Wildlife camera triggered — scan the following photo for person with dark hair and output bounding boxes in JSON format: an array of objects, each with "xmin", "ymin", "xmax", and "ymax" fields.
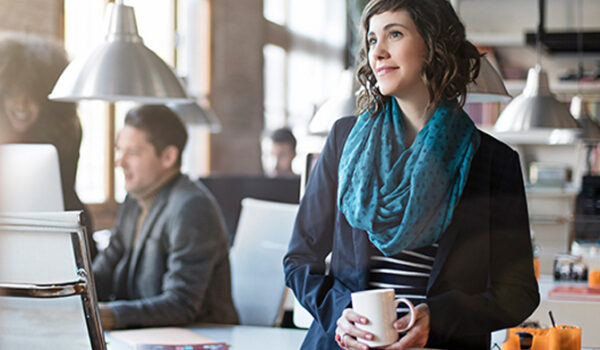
[
  {"xmin": 0, "ymin": 32, "xmax": 96, "ymax": 258},
  {"xmin": 284, "ymin": 1, "xmax": 539, "ymax": 349},
  {"xmin": 267, "ymin": 127, "xmax": 298, "ymax": 177},
  {"xmin": 93, "ymin": 105, "xmax": 238, "ymax": 329}
]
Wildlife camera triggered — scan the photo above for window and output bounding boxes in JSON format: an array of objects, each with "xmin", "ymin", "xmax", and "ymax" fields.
[
  {"xmin": 65, "ymin": 0, "xmax": 208, "ymax": 208},
  {"xmin": 263, "ymin": 0, "xmax": 348, "ymax": 174}
]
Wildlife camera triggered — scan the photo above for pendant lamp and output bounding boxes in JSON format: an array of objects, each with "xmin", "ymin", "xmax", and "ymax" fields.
[
  {"xmin": 308, "ymin": 69, "xmax": 356, "ymax": 136},
  {"xmin": 465, "ymin": 56, "xmax": 511, "ymax": 104},
  {"xmin": 494, "ymin": 0, "xmax": 578, "ymax": 132},
  {"xmin": 49, "ymin": 1, "xmax": 190, "ymax": 103},
  {"xmin": 168, "ymin": 99, "xmax": 222, "ymax": 133}
]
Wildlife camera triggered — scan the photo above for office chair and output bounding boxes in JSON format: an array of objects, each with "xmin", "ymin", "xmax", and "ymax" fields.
[
  {"xmin": 229, "ymin": 198, "xmax": 299, "ymax": 327},
  {"xmin": 0, "ymin": 211, "xmax": 106, "ymax": 350}
]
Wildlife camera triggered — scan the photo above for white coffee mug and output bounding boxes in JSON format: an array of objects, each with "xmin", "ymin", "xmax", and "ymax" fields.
[{"xmin": 351, "ymin": 288, "xmax": 416, "ymax": 348}]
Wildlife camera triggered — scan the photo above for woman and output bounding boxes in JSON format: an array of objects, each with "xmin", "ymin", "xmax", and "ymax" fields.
[
  {"xmin": 0, "ymin": 33, "xmax": 96, "ymax": 258},
  {"xmin": 283, "ymin": 1, "xmax": 539, "ymax": 349}
]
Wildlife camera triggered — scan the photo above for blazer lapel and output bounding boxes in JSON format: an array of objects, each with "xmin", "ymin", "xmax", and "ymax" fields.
[
  {"xmin": 427, "ymin": 142, "xmax": 490, "ymax": 292},
  {"xmin": 127, "ymin": 190, "xmax": 170, "ymax": 291}
]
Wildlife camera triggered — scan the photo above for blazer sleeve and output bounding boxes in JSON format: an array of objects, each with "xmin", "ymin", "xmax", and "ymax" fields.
[
  {"xmin": 426, "ymin": 149, "xmax": 540, "ymax": 344},
  {"xmin": 283, "ymin": 118, "xmax": 354, "ymax": 336},
  {"xmin": 108, "ymin": 194, "xmax": 228, "ymax": 328},
  {"xmin": 92, "ymin": 230, "xmax": 124, "ymax": 301}
]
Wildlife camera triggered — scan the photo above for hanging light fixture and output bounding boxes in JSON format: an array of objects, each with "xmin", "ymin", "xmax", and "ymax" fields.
[
  {"xmin": 308, "ymin": 69, "xmax": 356, "ymax": 136},
  {"xmin": 465, "ymin": 56, "xmax": 511, "ymax": 103},
  {"xmin": 494, "ymin": 0, "xmax": 578, "ymax": 132},
  {"xmin": 168, "ymin": 98, "xmax": 222, "ymax": 133},
  {"xmin": 49, "ymin": 0, "xmax": 190, "ymax": 103}
]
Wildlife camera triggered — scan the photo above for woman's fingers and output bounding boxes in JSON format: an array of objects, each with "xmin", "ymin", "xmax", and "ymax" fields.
[
  {"xmin": 335, "ymin": 308, "xmax": 374, "ymax": 350},
  {"xmin": 384, "ymin": 304, "xmax": 430, "ymax": 350}
]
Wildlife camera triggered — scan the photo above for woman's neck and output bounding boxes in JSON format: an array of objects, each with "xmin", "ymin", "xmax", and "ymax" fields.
[{"xmin": 394, "ymin": 93, "xmax": 435, "ymax": 147}]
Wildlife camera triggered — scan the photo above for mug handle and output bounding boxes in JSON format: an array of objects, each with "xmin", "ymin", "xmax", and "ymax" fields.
[{"xmin": 393, "ymin": 297, "xmax": 416, "ymax": 332}]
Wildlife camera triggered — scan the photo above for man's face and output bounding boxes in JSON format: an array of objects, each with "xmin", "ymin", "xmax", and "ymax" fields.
[
  {"xmin": 115, "ymin": 126, "xmax": 173, "ymax": 197},
  {"xmin": 271, "ymin": 141, "xmax": 296, "ymax": 176}
]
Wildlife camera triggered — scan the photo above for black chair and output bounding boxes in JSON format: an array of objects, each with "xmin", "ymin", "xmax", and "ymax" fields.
[{"xmin": 198, "ymin": 175, "xmax": 301, "ymax": 246}]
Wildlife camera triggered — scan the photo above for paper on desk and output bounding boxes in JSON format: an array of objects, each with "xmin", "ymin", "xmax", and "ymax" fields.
[{"xmin": 109, "ymin": 327, "xmax": 216, "ymax": 345}]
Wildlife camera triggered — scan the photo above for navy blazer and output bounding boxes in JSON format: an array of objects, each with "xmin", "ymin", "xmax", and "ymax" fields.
[{"xmin": 283, "ymin": 117, "xmax": 539, "ymax": 350}]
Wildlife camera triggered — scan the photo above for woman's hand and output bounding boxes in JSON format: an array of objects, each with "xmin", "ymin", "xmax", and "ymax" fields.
[
  {"xmin": 335, "ymin": 308, "xmax": 374, "ymax": 350},
  {"xmin": 383, "ymin": 303, "xmax": 430, "ymax": 350}
]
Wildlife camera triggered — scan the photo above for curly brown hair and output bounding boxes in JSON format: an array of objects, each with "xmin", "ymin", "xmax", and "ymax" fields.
[{"xmin": 356, "ymin": 0, "xmax": 482, "ymax": 116}]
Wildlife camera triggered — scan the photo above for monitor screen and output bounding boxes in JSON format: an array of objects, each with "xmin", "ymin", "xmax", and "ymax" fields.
[{"xmin": 0, "ymin": 144, "xmax": 64, "ymax": 212}]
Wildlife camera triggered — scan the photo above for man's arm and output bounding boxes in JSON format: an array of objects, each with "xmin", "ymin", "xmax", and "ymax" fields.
[{"xmin": 92, "ymin": 229, "xmax": 125, "ymax": 301}]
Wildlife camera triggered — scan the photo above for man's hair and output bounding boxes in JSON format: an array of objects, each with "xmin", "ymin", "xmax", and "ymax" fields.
[
  {"xmin": 356, "ymin": 0, "xmax": 482, "ymax": 115},
  {"xmin": 271, "ymin": 127, "xmax": 297, "ymax": 151},
  {"xmin": 124, "ymin": 105, "xmax": 188, "ymax": 167}
]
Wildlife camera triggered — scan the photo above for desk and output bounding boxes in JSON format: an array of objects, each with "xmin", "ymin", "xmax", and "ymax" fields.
[{"xmin": 106, "ymin": 325, "xmax": 307, "ymax": 350}]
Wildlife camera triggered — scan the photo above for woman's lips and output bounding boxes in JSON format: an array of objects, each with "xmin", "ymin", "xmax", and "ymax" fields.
[{"xmin": 376, "ymin": 66, "xmax": 398, "ymax": 76}]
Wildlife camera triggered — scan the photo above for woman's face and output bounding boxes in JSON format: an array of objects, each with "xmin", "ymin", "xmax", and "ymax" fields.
[
  {"xmin": 2, "ymin": 92, "xmax": 40, "ymax": 133},
  {"xmin": 367, "ymin": 9, "xmax": 428, "ymax": 100}
]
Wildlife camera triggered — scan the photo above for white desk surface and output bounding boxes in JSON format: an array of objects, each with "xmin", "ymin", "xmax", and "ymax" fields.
[{"xmin": 106, "ymin": 324, "xmax": 307, "ymax": 350}]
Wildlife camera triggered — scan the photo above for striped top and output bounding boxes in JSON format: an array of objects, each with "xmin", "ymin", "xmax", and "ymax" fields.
[{"xmin": 368, "ymin": 242, "xmax": 438, "ymax": 316}]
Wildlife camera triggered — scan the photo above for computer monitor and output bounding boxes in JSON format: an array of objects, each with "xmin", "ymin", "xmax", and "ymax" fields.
[{"xmin": 0, "ymin": 144, "xmax": 64, "ymax": 212}]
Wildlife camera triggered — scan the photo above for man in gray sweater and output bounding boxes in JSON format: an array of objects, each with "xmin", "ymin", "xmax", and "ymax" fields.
[{"xmin": 93, "ymin": 105, "xmax": 238, "ymax": 329}]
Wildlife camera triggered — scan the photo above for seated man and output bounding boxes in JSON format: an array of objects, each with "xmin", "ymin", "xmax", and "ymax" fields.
[{"xmin": 93, "ymin": 105, "xmax": 238, "ymax": 329}]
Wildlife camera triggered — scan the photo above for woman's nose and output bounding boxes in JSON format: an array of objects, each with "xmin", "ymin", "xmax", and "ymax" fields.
[{"xmin": 371, "ymin": 42, "xmax": 389, "ymax": 60}]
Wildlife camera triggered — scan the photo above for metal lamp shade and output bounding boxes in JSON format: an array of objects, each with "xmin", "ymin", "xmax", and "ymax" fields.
[
  {"xmin": 168, "ymin": 101, "xmax": 222, "ymax": 133},
  {"xmin": 308, "ymin": 70, "xmax": 356, "ymax": 135},
  {"xmin": 49, "ymin": 2, "xmax": 189, "ymax": 103},
  {"xmin": 494, "ymin": 65, "xmax": 578, "ymax": 131},
  {"xmin": 465, "ymin": 56, "xmax": 511, "ymax": 103},
  {"xmin": 570, "ymin": 95, "xmax": 600, "ymax": 142}
]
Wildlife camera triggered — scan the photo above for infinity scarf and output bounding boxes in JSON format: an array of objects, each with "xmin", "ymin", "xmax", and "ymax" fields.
[{"xmin": 338, "ymin": 99, "xmax": 480, "ymax": 256}]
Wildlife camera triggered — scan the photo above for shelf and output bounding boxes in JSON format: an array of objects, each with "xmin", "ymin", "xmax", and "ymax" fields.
[
  {"xmin": 484, "ymin": 128, "xmax": 582, "ymax": 145},
  {"xmin": 467, "ymin": 33, "xmax": 524, "ymax": 47},
  {"xmin": 504, "ymin": 79, "xmax": 600, "ymax": 99}
]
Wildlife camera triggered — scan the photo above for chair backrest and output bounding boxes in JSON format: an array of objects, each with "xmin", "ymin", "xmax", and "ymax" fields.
[
  {"xmin": 229, "ymin": 198, "xmax": 299, "ymax": 326},
  {"xmin": 0, "ymin": 211, "xmax": 105, "ymax": 350}
]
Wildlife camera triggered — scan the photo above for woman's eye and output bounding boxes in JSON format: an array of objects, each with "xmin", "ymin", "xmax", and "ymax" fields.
[
  {"xmin": 390, "ymin": 31, "xmax": 403, "ymax": 38},
  {"xmin": 367, "ymin": 37, "xmax": 377, "ymax": 46}
]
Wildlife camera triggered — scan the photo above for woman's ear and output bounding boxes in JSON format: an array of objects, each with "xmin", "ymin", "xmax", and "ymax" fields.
[{"xmin": 160, "ymin": 145, "xmax": 179, "ymax": 169}]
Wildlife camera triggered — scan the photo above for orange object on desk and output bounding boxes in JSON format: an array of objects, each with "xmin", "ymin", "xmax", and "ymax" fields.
[
  {"xmin": 589, "ymin": 270, "xmax": 600, "ymax": 287},
  {"xmin": 533, "ymin": 257, "xmax": 540, "ymax": 280},
  {"xmin": 502, "ymin": 325, "xmax": 581, "ymax": 350}
]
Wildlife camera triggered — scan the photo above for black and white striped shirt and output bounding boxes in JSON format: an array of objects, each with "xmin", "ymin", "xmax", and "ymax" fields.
[{"xmin": 368, "ymin": 242, "xmax": 438, "ymax": 316}]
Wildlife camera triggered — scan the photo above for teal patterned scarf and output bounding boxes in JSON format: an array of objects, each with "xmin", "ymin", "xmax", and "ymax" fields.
[{"xmin": 338, "ymin": 99, "xmax": 480, "ymax": 256}]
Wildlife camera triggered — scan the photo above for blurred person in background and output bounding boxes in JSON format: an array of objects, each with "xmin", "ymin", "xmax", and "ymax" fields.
[
  {"xmin": 263, "ymin": 127, "xmax": 298, "ymax": 177},
  {"xmin": 93, "ymin": 105, "xmax": 238, "ymax": 330},
  {"xmin": 0, "ymin": 32, "xmax": 96, "ymax": 258}
]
